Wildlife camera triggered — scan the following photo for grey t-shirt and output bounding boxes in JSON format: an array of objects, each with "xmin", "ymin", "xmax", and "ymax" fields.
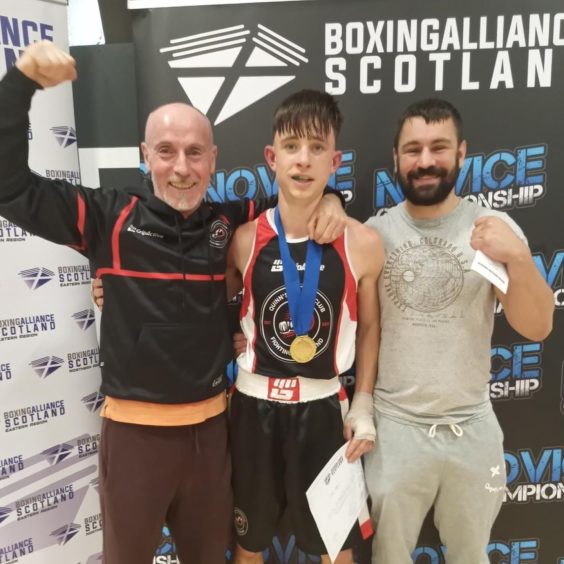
[{"xmin": 365, "ymin": 198, "xmax": 526, "ymax": 424}]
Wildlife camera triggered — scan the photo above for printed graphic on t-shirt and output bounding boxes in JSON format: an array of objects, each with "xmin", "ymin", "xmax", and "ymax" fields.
[
  {"xmin": 259, "ymin": 285, "xmax": 334, "ymax": 362},
  {"xmin": 383, "ymin": 237, "xmax": 470, "ymax": 322}
]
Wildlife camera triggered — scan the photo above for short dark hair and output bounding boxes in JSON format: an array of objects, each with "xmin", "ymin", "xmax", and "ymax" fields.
[
  {"xmin": 394, "ymin": 98, "xmax": 463, "ymax": 149},
  {"xmin": 272, "ymin": 89, "xmax": 343, "ymax": 140}
]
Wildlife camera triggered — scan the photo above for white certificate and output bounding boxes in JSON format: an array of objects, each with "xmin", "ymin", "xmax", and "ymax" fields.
[
  {"xmin": 306, "ymin": 442, "xmax": 368, "ymax": 562},
  {"xmin": 471, "ymin": 249, "xmax": 509, "ymax": 294}
]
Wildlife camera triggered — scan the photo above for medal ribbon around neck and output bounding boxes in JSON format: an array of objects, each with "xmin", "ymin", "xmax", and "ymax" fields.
[{"xmin": 274, "ymin": 207, "xmax": 323, "ymax": 362}]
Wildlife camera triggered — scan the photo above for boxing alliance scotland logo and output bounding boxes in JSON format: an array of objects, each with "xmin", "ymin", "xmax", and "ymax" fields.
[
  {"xmin": 72, "ymin": 309, "xmax": 96, "ymax": 331},
  {"xmin": 81, "ymin": 391, "xmax": 105, "ymax": 413},
  {"xmin": 18, "ymin": 267, "xmax": 55, "ymax": 290},
  {"xmin": 0, "ymin": 507, "xmax": 12, "ymax": 524},
  {"xmin": 51, "ymin": 523, "xmax": 81, "ymax": 545},
  {"xmin": 29, "ymin": 356, "xmax": 64, "ymax": 379},
  {"xmin": 160, "ymin": 24, "xmax": 308, "ymax": 125},
  {"xmin": 41, "ymin": 443, "xmax": 74, "ymax": 466},
  {"xmin": 50, "ymin": 126, "xmax": 77, "ymax": 148}
]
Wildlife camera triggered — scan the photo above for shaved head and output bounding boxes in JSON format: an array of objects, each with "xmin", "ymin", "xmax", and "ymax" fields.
[
  {"xmin": 144, "ymin": 103, "xmax": 214, "ymax": 147},
  {"xmin": 141, "ymin": 102, "xmax": 217, "ymax": 217}
]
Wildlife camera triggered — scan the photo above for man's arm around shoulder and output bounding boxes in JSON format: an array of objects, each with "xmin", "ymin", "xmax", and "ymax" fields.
[{"xmin": 222, "ymin": 190, "xmax": 347, "ymax": 244}]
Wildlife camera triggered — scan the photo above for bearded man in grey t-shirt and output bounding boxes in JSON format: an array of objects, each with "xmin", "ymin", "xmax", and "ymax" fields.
[{"xmin": 364, "ymin": 99, "xmax": 554, "ymax": 564}]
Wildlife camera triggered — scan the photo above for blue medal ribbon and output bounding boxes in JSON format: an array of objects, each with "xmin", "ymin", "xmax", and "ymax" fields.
[{"xmin": 274, "ymin": 207, "xmax": 323, "ymax": 337}]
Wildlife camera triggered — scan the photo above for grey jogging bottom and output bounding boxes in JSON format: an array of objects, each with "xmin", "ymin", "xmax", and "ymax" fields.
[{"xmin": 364, "ymin": 409, "xmax": 506, "ymax": 564}]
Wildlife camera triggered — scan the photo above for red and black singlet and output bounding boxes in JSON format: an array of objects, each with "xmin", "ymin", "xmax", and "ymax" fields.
[{"xmin": 239, "ymin": 210, "xmax": 358, "ymax": 379}]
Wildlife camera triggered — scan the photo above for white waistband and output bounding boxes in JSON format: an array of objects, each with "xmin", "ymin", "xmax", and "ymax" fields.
[{"xmin": 235, "ymin": 367, "xmax": 341, "ymax": 403}]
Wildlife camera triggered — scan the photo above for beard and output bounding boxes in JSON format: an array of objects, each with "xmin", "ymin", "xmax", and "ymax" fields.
[{"xmin": 398, "ymin": 162, "xmax": 459, "ymax": 206}]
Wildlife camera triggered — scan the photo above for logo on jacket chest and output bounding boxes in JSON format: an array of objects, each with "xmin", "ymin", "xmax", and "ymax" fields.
[
  {"xmin": 127, "ymin": 224, "xmax": 164, "ymax": 239},
  {"xmin": 209, "ymin": 217, "xmax": 231, "ymax": 248}
]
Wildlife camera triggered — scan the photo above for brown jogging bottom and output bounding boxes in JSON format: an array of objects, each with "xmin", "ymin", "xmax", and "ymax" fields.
[{"xmin": 99, "ymin": 412, "xmax": 232, "ymax": 564}]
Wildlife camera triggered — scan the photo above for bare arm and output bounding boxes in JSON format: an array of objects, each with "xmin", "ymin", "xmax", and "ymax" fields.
[
  {"xmin": 226, "ymin": 221, "xmax": 256, "ymax": 300},
  {"xmin": 471, "ymin": 216, "xmax": 553, "ymax": 340},
  {"xmin": 343, "ymin": 221, "xmax": 384, "ymax": 462}
]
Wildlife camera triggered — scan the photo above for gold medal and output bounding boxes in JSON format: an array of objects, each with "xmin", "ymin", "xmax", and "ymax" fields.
[{"xmin": 290, "ymin": 335, "xmax": 316, "ymax": 363}]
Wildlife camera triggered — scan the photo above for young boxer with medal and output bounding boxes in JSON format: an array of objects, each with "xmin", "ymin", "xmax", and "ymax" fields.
[{"xmin": 226, "ymin": 90, "xmax": 384, "ymax": 564}]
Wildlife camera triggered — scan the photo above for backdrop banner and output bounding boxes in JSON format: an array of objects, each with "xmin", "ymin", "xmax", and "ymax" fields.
[
  {"xmin": 131, "ymin": 1, "xmax": 563, "ymax": 562},
  {"xmin": 0, "ymin": 2, "xmax": 103, "ymax": 563}
]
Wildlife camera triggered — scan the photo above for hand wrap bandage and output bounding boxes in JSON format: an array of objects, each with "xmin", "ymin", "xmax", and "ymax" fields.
[{"xmin": 345, "ymin": 391, "xmax": 376, "ymax": 442}]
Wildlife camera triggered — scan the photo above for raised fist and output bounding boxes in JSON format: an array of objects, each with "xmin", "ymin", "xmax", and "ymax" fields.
[{"xmin": 16, "ymin": 40, "xmax": 77, "ymax": 88}]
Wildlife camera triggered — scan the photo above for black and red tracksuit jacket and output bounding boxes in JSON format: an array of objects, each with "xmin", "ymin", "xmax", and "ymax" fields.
[{"xmin": 0, "ymin": 65, "xmax": 272, "ymax": 404}]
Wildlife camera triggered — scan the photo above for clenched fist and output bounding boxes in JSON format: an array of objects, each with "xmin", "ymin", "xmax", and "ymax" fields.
[
  {"xmin": 470, "ymin": 215, "xmax": 529, "ymax": 265},
  {"xmin": 16, "ymin": 40, "xmax": 77, "ymax": 88}
]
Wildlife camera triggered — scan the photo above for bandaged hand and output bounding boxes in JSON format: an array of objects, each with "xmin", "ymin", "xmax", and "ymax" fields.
[
  {"xmin": 343, "ymin": 391, "xmax": 376, "ymax": 462},
  {"xmin": 344, "ymin": 391, "xmax": 376, "ymax": 442}
]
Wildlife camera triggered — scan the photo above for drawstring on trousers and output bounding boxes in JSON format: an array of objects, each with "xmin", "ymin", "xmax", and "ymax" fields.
[{"xmin": 428, "ymin": 423, "xmax": 464, "ymax": 438}]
